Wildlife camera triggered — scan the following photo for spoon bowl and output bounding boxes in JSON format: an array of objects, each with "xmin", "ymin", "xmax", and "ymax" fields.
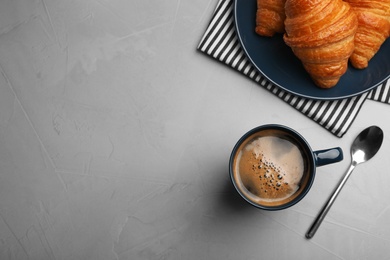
[{"xmin": 351, "ymin": 126, "xmax": 384, "ymax": 165}]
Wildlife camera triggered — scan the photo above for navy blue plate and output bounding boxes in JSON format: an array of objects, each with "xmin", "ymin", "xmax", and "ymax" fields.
[{"xmin": 234, "ymin": 0, "xmax": 390, "ymax": 100}]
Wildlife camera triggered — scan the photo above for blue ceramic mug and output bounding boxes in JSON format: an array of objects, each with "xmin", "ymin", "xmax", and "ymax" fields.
[{"xmin": 229, "ymin": 124, "xmax": 343, "ymax": 210}]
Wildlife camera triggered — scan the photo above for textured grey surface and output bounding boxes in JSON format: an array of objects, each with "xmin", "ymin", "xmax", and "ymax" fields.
[{"xmin": 0, "ymin": 0, "xmax": 390, "ymax": 259}]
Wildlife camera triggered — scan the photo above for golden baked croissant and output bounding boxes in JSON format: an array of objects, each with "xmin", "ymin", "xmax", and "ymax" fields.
[
  {"xmin": 344, "ymin": 0, "xmax": 390, "ymax": 69},
  {"xmin": 283, "ymin": 0, "xmax": 358, "ymax": 88},
  {"xmin": 255, "ymin": 0, "xmax": 286, "ymax": 37}
]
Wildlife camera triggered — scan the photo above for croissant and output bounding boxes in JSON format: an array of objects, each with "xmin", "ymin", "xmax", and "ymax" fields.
[
  {"xmin": 344, "ymin": 0, "xmax": 390, "ymax": 69},
  {"xmin": 255, "ymin": 0, "xmax": 286, "ymax": 37},
  {"xmin": 283, "ymin": 0, "xmax": 358, "ymax": 88}
]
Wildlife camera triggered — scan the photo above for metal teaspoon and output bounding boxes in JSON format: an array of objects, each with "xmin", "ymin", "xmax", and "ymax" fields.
[{"xmin": 306, "ymin": 125, "xmax": 384, "ymax": 239}]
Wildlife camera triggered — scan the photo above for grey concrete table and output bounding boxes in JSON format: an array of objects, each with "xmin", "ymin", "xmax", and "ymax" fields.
[{"xmin": 0, "ymin": 0, "xmax": 389, "ymax": 259}]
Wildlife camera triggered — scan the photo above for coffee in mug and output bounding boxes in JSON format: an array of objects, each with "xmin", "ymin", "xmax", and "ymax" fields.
[{"xmin": 230, "ymin": 125, "xmax": 343, "ymax": 210}]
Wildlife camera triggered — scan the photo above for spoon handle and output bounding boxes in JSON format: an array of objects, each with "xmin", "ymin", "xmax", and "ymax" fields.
[{"xmin": 306, "ymin": 163, "xmax": 356, "ymax": 239}]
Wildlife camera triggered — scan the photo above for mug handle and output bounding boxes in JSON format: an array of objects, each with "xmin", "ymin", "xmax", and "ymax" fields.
[{"xmin": 313, "ymin": 147, "xmax": 343, "ymax": 167}]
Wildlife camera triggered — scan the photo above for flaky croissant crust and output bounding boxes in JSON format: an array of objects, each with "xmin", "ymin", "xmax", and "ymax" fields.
[
  {"xmin": 255, "ymin": 0, "xmax": 286, "ymax": 37},
  {"xmin": 344, "ymin": 0, "xmax": 390, "ymax": 69},
  {"xmin": 284, "ymin": 0, "xmax": 357, "ymax": 47},
  {"xmin": 283, "ymin": 0, "xmax": 358, "ymax": 88}
]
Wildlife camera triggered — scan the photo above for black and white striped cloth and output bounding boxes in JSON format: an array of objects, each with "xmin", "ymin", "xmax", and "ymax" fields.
[{"xmin": 197, "ymin": 0, "xmax": 390, "ymax": 137}]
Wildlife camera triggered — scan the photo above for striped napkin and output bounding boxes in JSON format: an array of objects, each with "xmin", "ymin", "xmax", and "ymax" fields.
[{"xmin": 197, "ymin": 0, "xmax": 390, "ymax": 137}]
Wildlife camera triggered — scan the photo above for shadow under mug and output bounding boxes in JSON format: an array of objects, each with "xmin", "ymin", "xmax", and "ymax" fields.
[{"xmin": 229, "ymin": 124, "xmax": 343, "ymax": 210}]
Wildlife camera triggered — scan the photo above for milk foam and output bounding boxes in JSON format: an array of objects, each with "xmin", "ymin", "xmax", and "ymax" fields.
[{"xmin": 235, "ymin": 135, "xmax": 305, "ymax": 204}]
